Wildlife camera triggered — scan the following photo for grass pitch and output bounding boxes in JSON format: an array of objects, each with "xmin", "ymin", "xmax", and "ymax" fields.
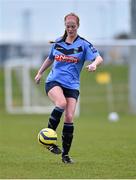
[
  {"xmin": 0, "ymin": 113, "xmax": 136, "ymax": 179},
  {"xmin": 0, "ymin": 65, "xmax": 136, "ymax": 178}
]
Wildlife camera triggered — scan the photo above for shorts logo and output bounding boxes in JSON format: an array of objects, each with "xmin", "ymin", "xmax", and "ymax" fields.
[{"xmin": 55, "ymin": 55, "xmax": 79, "ymax": 63}]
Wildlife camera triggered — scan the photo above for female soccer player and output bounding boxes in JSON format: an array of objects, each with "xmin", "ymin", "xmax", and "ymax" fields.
[{"xmin": 35, "ymin": 13, "xmax": 103, "ymax": 164}]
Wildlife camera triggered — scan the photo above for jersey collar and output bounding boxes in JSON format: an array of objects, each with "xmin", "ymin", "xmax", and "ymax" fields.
[{"xmin": 65, "ymin": 35, "xmax": 79, "ymax": 45}]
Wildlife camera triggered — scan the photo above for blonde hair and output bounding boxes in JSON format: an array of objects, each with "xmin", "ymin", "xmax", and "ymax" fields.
[{"xmin": 49, "ymin": 13, "xmax": 80, "ymax": 43}]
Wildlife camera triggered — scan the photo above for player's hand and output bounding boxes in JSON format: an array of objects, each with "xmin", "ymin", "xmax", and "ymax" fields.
[
  {"xmin": 86, "ymin": 63, "xmax": 97, "ymax": 72},
  {"xmin": 34, "ymin": 73, "xmax": 42, "ymax": 84}
]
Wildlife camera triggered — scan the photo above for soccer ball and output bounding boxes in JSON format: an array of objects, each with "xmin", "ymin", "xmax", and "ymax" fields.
[{"xmin": 38, "ymin": 128, "xmax": 57, "ymax": 145}]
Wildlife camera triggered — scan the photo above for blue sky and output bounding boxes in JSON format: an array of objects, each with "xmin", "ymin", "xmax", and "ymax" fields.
[{"xmin": 0, "ymin": 0, "xmax": 130, "ymax": 43}]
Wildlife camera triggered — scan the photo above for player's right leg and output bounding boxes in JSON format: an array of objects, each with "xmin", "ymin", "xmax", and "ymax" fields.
[
  {"xmin": 46, "ymin": 81, "xmax": 67, "ymax": 131},
  {"xmin": 45, "ymin": 82, "xmax": 67, "ymax": 155}
]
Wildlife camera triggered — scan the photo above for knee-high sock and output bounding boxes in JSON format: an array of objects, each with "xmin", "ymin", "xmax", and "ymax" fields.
[
  {"xmin": 62, "ymin": 122, "xmax": 74, "ymax": 156},
  {"xmin": 48, "ymin": 106, "xmax": 64, "ymax": 131}
]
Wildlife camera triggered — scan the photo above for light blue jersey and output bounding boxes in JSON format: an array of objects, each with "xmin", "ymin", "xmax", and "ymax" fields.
[{"xmin": 46, "ymin": 35, "xmax": 100, "ymax": 90}]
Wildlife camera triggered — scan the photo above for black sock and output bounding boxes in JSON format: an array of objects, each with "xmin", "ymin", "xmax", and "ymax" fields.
[
  {"xmin": 62, "ymin": 123, "xmax": 74, "ymax": 156},
  {"xmin": 48, "ymin": 106, "xmax": 64, "ymax": 131}
]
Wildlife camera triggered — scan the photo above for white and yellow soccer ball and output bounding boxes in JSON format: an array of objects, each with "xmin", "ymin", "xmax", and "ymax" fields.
[{"xmin": 38, "ymin": 128, "xmax": 57, "ymax": 146}]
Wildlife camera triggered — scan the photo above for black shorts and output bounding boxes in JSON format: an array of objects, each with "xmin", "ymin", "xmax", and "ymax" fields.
[{"xmin": 45, "ymin": 81, "xmax": 79, "ymax": 100}]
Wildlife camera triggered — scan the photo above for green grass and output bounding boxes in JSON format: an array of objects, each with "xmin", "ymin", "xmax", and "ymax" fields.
[
  {"xmin": 0, "ymin": 65, "xmax": 136, "ymax": 178},
  {"xmin": 0, "ymin": 113, "xmax": 136, "ymax": 179}
]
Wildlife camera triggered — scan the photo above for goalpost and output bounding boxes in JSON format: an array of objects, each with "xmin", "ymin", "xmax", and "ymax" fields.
[
  {"xmin": 4, "ymin": 58, "xmax": 80, "ymax": 115},
  {"xmin": 4, "ymin": 58, "xmax": 54, "ymax": 114}
]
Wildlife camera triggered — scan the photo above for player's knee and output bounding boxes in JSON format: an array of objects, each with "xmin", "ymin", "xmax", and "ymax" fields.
[
  {"xmin": 56, "ymin": 99, "xmax": 67, "ymax": 109},
  {"xmin": 65, "ymin": 113, "xmax": 73, "ymax": 123}
]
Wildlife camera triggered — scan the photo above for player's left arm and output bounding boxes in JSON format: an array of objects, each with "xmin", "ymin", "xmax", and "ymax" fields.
[{"xmin": 86, "ymin": 55, "xmax": 103, "ymax": 72}]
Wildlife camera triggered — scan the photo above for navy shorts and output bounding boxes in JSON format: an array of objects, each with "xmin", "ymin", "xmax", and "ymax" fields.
[{"xmin": 45, "ymin": 81, "xmax": 79, "ymax": 100}]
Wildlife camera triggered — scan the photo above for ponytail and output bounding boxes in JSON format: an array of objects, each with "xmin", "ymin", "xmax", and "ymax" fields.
[
  {"xmin": 49, "ymin": 40, "xmax": 56, "ymax": 44},
  {"xmin": 62, "ymin": 30, "xmax": 67, "ymax": 41},
  {"xmin": 49, "ymin": 30, "xmax": 67, "ymax": 44}
]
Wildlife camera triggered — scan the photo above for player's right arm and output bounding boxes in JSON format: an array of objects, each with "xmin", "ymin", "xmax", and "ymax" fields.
[{"xmin": 35, "ymin": 57, "xmax": 53, "ymax": 84}]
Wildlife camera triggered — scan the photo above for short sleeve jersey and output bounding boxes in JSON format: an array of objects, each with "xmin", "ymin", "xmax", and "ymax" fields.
[{"xmin": 46, "ymin": 35, "xmax": 100, "ymax": 90}]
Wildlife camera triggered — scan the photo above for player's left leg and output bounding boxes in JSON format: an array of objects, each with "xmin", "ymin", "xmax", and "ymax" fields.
[{"xmin": 62, "ymin": 97, "xmax": 77, "ymax": 163}]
